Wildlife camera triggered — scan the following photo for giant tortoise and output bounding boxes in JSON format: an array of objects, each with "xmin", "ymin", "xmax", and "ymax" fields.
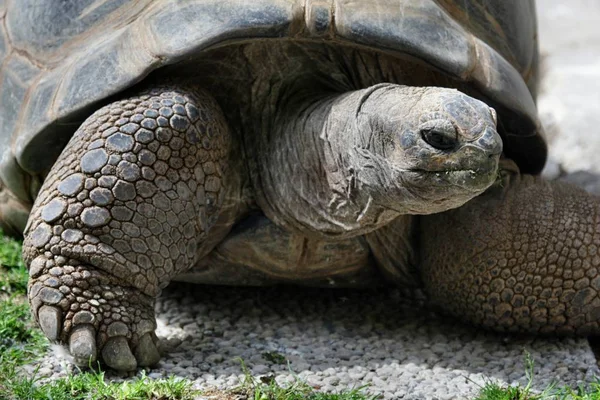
[{"xmin": 0, "ymin": 0, "xmax": 597, "ymax": 371}]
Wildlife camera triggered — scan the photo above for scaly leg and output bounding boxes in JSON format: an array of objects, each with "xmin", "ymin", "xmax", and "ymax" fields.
[
  {"xmin": 421, "ymin": 162, "xmax": 600, "ymax": 335},
  {"xmin": 23, "ymin": 84, "xmax": 237, "ymax": 370}
]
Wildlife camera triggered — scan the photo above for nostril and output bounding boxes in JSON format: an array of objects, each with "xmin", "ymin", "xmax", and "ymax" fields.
[{"xmin": 420, "ymin": 129, "xmax": 457, "ymax": 151}]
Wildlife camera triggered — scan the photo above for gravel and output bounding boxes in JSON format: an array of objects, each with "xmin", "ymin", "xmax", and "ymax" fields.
[
  {"xmin": 30, "ymin": 285, "xmax": 599, "ymax": 399},
  {"xmin": 26, "ymin": 2, "xmax": 600, "ymax": 399}
]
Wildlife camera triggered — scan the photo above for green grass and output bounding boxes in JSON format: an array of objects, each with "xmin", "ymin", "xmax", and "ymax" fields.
[
  {"xmin": 0, "ymin": 231, "xmax": 201, "ymax": 400},
  {"xmin": 241, "ymin": 382, "xmax": 378, "ymax": 400},
  {"xmin": 474, "ymin": 353, "xmax": 600, "ymax": 400},
  {"xmin": 234, "ymin": 360, "xmax": 380, "ymax": 400},
  {"xmin": 0, "ymin": 232, "xmax": 24, "ymax": 268},
  {"xmin": 0, "ymin": 233, "xmax": 27, "ymax": 295},
  {"xmin": 262, "ymin": 351, "xmax": 288, "ymax": 365},
  {"xmin": 0, "ymin": 230, "xmax": 377, "ymax": 399},
  {"xmin": 475, "ymin": 377, "xmax": 600, "ymax": 399},
  {"xmin": 1, "ymin": 369, "xmax": 200, "ymax": 400}
]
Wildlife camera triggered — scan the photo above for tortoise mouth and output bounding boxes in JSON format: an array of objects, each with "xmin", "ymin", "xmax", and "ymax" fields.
[
  {"xmin": 414, "ymin": 168, "xmax": 492, "ymax": 173},
  {"xmin": 406, "ymin": 167, "xmax": 498, "ymax": 192}
]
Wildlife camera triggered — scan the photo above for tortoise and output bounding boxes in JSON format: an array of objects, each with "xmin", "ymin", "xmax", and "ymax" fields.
[{"xmin": 1, "ymin": 0, "xmax": 598, "ymax": 372}]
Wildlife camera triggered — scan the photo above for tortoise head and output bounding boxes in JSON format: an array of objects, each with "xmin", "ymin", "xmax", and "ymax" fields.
[{"xmin": 339, "ymin": 84, "xmax": 502, "ymax": 215}]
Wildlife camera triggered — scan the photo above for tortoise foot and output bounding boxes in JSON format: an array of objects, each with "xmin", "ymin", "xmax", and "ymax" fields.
[{"xmin": 29, "ymin": 259, "xmax": 159, "ymax": 370}]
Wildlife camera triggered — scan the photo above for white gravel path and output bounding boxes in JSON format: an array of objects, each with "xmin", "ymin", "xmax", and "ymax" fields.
[
  {"xmin": 28, "ymin": 2, "xmax": 600, "ymax": 399},
  {"xmin": 147, "ymin": 285, "xmax": 599, "ymax": 399},
  {"xmin": 32, "ymin": 285, "xmax": 599, "ymax": 399}
]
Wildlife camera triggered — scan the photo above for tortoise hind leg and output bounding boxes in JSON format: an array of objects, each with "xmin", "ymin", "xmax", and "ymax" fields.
[
  {"xmin": 0, "ymin": 181, "xmax": 30, "ymax": 237},
  {"xmin": 22, "ymin": 84, "xmax": 239, "ymax": 370},
  {"xmin": 419, "ymin": 166, "xmax": 600, "ymax": 335}
]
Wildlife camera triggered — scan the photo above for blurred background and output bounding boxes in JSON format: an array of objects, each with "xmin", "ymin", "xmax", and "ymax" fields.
[{"xmin": 537, "ymin": 0, "xmax": 600, "ymax": 176}]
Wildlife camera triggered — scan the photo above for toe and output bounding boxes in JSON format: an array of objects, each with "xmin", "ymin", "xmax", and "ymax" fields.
[
  {"xmin": 134, "ymin": 332, "xmax": 161, "ymax": 367},
  {"xmin": 38, "ymin": 305, "xmax": 61, "ymax": 341},
  {"xmin": 69, "ymin": 325, "xmax": 97, "ymax": 366},
  {"xmin": 102, "ymin": 336, "xmax": 137, "ymax": 371}
]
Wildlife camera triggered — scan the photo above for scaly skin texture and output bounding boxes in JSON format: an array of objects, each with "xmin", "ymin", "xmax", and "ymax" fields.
[
  {"xmin": 421, "ymin": 163, "xmax": 600, "ymax": 335},
  {"xmin": 22, "ymin": 84, "xmax": 235, "ymax": 369}
]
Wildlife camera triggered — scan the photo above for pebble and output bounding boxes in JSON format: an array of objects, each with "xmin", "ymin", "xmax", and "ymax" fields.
[
  {"xmin": 142, "ymin": 284, "xmax": 600, "ymax": 398},
  {"xmin": 324, "ymin": 376, "xmax": 340, "ymax": 386},
  {"xmin": 251, "ymin": 364, "xmax": 270, "ymax": 375},
  {"xmin": 205, "ymin": 354, "xmax": 224, "ymax": 364}
]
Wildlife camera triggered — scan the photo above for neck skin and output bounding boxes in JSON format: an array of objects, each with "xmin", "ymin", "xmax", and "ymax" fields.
[{"xmin": 252, "ymin": 84, "xmax": 406, "ymax": 239}]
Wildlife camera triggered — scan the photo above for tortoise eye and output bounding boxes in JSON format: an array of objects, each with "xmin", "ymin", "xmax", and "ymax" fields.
[{"xmin": 420, "ymin": 128, "xmax": 457, "ymax": 151}]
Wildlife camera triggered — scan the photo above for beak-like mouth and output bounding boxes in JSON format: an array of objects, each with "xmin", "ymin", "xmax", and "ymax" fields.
[
  {"xmin": 384, "ymin": 165, "xmax": 499, "ymax": 215},
  {"xmin": 406, "ymin": 141, "xmax": 501, "ymax": 190},
  {"xmin": 405, "ymin": 162, "xmax": 499, "ymax": 192},
  {"xmin": 428, "ymin": 168, "xmax": 497, "ymax": 189}
]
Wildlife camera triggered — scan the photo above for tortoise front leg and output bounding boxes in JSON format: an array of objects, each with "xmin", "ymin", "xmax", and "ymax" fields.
[
  {"xmin": 22, "ymin": 84, "xmax": 237, "ymax": 370},
  {"xmin": 420, "ymin": 165, "xmax": 600, "ymax": 335}
]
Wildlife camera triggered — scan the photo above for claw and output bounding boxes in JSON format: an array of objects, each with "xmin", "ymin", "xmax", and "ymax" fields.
[
  {"xmin": 134, "ymin": 332, "xmax": 161, "ymax": 367},
  {"xmin": 102, "ymin": 336, "xmax": 137, "ymax": 371},
  {"xmin": 69, "ymin": 325, "xmax": 97, "ymax": 366},
  {"xmin": 38, "ymin": 305, "xmax": 61, "ymax": 341}
]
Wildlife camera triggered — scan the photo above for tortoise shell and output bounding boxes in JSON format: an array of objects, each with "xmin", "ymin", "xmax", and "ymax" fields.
[{"xmin": 0, "ymin": 0, "xmax": 545, "ymax": 206}]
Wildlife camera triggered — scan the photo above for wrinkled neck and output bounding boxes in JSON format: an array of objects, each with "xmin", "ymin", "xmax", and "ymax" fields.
[{"xmin": 252, "ymin": 86, "xmax": 402, "ymax": 239}]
